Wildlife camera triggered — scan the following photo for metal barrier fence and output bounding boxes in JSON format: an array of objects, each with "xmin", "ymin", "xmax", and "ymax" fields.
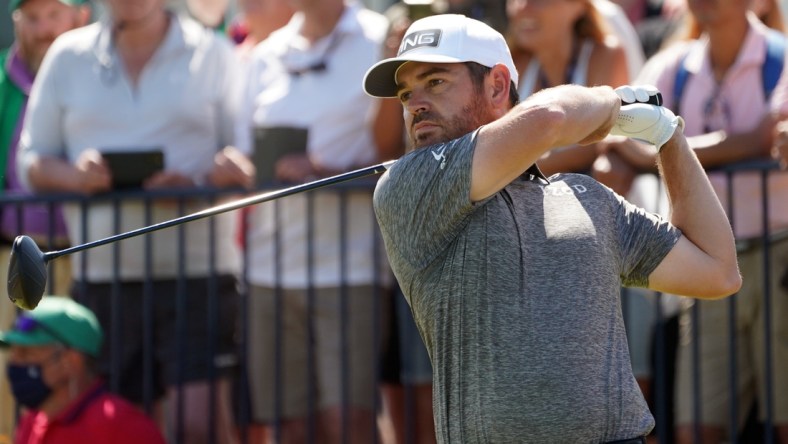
[
  {"xmin": 621, "ymin": 159, "xmax": 787, "ymax": 444},
  {"xmin": 1, "ymin": 161, "xmax": 785, "ymax": 444}
]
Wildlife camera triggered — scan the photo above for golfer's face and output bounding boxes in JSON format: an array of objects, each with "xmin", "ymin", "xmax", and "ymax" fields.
[{"xmin": 395, "ymin": 62, "xmax": 490, "ymax": 149}]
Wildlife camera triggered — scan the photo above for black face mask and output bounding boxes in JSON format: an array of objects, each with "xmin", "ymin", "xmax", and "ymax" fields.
[{"xmin": 7, "ymin": 363, "xmax": 53, "ymax": 409}]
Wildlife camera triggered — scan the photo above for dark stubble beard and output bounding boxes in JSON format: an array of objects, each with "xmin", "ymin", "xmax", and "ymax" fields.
[{"xmin": 411, "ymin": 91, "xmax": 494, "ymax": 149}]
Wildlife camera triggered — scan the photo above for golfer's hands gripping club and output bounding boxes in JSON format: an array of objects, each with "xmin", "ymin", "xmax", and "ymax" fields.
[{"xmin": 610, "ymin": 85, "xmax": 684, "ymax": 150}]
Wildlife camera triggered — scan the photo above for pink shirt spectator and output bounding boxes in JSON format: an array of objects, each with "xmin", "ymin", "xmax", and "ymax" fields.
[{"xmin": 637, "ymin": 13, "xmax": 788, "ymax": 239}]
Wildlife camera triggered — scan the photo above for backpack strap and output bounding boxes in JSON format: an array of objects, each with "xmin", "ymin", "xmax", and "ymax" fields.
[
  {"xmin": 762, "ymin": 29, "xmax": 785, "ymax": 99},
  {"xmin": 672, "ymin": 47, "xmax": 692, "ymax": 116}
]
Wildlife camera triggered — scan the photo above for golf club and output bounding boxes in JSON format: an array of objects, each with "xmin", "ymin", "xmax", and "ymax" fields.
[
  {"xmin": 6, "ymin": 92, "xmax": 666, "ymax": 311},
  {"xmin": 7, "ymin": 160, "xmax": 396, "ymax": 311}
]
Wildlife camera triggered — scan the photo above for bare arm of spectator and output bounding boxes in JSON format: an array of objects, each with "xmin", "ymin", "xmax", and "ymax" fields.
[
  {"xmin": 604, "ymin": 112, "xmax": 776, "ymax": 171},
  {"xmin": 27, "ymin": 149, "xmax": 112, "ymax": 195},
  {"xmin": 689, "ymin": 113, "xmax": 776, "ymax": 168}
]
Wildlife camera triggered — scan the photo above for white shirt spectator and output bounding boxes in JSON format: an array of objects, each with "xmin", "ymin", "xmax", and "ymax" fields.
[
  {"xmin": 18, "ymin": 14, "xmax": 242, "ymax": 280},
  {"xmin": 236, "ymin": 2, "xmax": 391, "ymax": 288}
]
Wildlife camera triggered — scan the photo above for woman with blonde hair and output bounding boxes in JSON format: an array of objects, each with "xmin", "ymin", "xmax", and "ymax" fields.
[{"xmin": 506, "ymin": 0, "xmax": 634, "ymax": 182}]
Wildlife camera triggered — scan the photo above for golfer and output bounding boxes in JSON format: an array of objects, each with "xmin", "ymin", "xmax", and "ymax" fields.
[{"xmin": 364, "ymin": 14, "xmax": 740, "ymax": 443}]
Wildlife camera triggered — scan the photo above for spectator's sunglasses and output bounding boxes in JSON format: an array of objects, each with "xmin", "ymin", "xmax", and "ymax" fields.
[{"xmin": 13, "ymin": 316, "xmax": 70, "ymax": 348}]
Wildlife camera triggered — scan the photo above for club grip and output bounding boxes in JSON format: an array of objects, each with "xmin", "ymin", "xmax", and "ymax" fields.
[{"xmin": 621, "ymin": 92, "xmax": 663, "ymax": 106}]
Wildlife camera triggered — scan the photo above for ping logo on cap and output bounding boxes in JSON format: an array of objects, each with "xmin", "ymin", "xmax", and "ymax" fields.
[{"xmin": 398, "ymin": 29, "xmax": 442, "ymax": 55}]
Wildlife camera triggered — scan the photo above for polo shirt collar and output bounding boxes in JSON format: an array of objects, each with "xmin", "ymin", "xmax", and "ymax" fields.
[
  {"xmin": 51, "ymin": 380, "xmax": 106, "ymax": 425},
  {"xmin": 27, "ymin": 380, "xmax": 106, "ymax": 429}
]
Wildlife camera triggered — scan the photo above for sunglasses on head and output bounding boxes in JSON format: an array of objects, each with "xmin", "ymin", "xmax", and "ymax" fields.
[{"xmin": 13, "ymin": 316, "xmax": 71, "ymax": 349}]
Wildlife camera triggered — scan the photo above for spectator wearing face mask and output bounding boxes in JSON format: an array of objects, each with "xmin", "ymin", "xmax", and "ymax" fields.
[{"xmin": 0, "ymin": 296, "xmax": 165, "ymax": 444}]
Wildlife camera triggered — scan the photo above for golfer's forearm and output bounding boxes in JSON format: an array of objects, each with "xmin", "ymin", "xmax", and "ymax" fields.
[
  {"xmin": 528, "ymin": 85, "xmax": 619, "ymax": 147},
  {"xmin": 471, "ymin": 85, "xmax": 619, "ymax": 200},
  {"xmin": 658, "ymin": 132, "xmax": 737, "ymax": 271}
]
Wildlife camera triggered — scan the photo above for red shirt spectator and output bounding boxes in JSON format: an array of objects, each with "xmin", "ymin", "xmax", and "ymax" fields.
[{"xmin": 14, "ymin": 381, "xmax": 165, "ymax": 444}]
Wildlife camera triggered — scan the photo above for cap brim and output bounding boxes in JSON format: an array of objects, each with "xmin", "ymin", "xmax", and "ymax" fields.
[
  {"xmin": 363, "ymin": 54, "xmax": 468, "ymax": 98},
  {"xmin": 364, "ymin": 59, "xmax": 409, "ymax": 98},
  {"xmin": 0, "ymin": 330, "xmax": 57, "ymax": 349}
]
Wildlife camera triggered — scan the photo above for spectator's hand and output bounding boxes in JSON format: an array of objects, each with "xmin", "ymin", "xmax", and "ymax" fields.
[
  {"xmin": 207, "ymin": 146, "xmax": 256, "ymax": 189},
  {"xmin": 772, "ymin": 118, "xmax": 788, "ymax": 169},
  {"xmin": 143, "ymin": 171, "xmax": 195, "ymax": 189},
  {"xmin": 754, "ymin": 111, "xmax": 779, "ymax": 156},
  {"xmin": 610, "ymin": 85, "xmax": 684, "ymax": 150},
  {"xmin": 275, "ymin": 153, "xmax": 321, "ymax": 183},
  {"xmin": 74, "ymin": 149, "xmax": 112, "ymax": 195}
]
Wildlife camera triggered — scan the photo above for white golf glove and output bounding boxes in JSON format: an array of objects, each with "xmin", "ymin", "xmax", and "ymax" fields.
[{"xmin": 610, "ymin": 85, "xmax": 684, "ymax": 151}]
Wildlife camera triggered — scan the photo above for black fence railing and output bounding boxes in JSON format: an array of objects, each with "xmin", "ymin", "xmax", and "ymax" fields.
[
  {"xmin": 621, "ymin": 159, "xmax": 788, "ymax": 444},
  {"xmin": 1, "ymin": 161, "xmax": 786, "ymax": 444}
]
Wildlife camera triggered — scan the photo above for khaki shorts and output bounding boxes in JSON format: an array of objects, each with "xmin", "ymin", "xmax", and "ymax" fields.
[
  {"xmin": 246, "ymin": 285, "xmax": 385, "ymax": 422},
  {"xmin": 675, "ymin": 238, "xmax": 788, "ymax": 429}
]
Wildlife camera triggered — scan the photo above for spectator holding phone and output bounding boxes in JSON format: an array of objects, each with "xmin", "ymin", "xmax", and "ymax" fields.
[
  {"xmin": 16, "ymin": 0, "xmax": 254, "ymax": 442},
  {"xmin": 235, "ymin": 0, "xmax": 396, "ymax": 442}
]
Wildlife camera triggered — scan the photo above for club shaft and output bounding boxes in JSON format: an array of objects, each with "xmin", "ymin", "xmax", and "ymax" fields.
[{"xmin": 43, "ymin": 160, "xmax": 395, "ymax": 261}]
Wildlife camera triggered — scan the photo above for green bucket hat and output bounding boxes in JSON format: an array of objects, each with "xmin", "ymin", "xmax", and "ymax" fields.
[
  {"xmin": 9, "ymin": 0, "xmax": 87, "ymax": 13},
  {"xmin": 0, "ymin": 296, "xmax": 103, "ymax": 357}
]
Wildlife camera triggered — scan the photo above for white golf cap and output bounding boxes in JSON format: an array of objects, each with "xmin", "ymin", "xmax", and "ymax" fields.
[{"xmin": 363, "ymin": 14, "xmax": 518, "ymax": 98}]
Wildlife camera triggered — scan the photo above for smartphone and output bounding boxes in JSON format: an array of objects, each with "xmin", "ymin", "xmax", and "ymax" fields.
[
  {"xmin": 101, "ymin": 149, "xmax": 165, "ymax": 189},
  {"xmin": 252, "ymin": 127, "xmax": 308, "ymax": 186}
]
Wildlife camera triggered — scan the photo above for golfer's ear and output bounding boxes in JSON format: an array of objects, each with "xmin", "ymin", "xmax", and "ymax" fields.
[{"xmin": 489, "ymin": 64, "xmax": 511, "ymax": 108}]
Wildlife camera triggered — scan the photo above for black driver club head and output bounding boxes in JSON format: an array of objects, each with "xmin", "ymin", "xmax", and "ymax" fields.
[{"xmin": 7, "ymin": 235, "xmax": 49, "ymax": 310}]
